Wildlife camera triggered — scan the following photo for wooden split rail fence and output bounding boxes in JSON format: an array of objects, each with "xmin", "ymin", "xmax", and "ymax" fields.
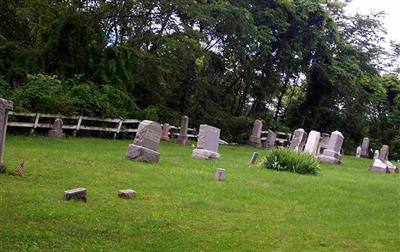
[{"xmin": 7, "ymin": 112, "xmax": 198, "ymax": 139}]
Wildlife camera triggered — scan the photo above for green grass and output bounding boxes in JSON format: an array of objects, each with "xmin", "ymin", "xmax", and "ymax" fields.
[{"xmin": 0, "ymin": 136, "xmax": 399, "ymax": 251}]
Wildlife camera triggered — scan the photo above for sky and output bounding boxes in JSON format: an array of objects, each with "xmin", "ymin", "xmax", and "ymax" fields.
[{"xmin": 345, "ymin": 0, "xmax": 400, "ymax": 43}]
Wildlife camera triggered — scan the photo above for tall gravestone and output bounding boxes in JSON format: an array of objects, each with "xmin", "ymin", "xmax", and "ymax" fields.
[
  {"xmin": 0, "ymin": 98, "xmax": 13, "ymax": 169},
  {"xmin": 248, "ymin": 120, "xmax": 262, "ymax": 147},
  {"xmin": 263, "ymin": 130, "xmax": 276, "ymax": 149},
  {"xmin": 176, "ymin": 116, "xmax": 188, "ymax": 144},
  {"xmin": 360, "ymin": 137, "xmax": 369, "ymax": 157},
  {"xmin": 161, "ymin": 123, "xmax": 170, "ymax": 141},
  {"xmin": 318, "ymin": 133, "xmax": 330, "ymax": 155},
  {"xmin": 192, "ymin": 124, "xmax": 221, "ymax": 160},
  {"xmin": 289, "ymin": 128, "xmax": 307, "ymax": 152},
  {"xmin": 304, "ymin": 130, "xmax": 321, "ymax": 156},
  {"xmin": 318, "ymin": 131, "xmax": 344, "ymax": 164},
  {"xmin": 126, "ymin": 120, "xmax": 162, "ymax": 163},
  {"xmin": 379, "ymin": 145, "xmax": 389, "ymax": 161},
  {"xmin": 48, "ymin": 118, "xmax": 66, "ymax": 138}
]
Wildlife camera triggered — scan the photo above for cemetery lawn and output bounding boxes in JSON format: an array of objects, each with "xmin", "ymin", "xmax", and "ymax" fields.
[{"xmin": 1, "ymin": 136, "xmax": 399, "ymax": 251}]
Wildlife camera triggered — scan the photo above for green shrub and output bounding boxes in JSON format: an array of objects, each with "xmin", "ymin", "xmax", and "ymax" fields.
[{"xmin": 260, "ymin": 148, "xmax": 320, "ymax": 175}]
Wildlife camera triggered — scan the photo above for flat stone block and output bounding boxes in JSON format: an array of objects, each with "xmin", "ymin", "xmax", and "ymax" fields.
[
  {"xmin": 318, "ymin": 154, "xmax": 341, "ymax": 164},
  {"xmin": 48, "ymin": 130, "xmax": 65, "ymax": 138},
  {"xmin": 192, "ymin": 149, "xmax": 221, "ymax": 160},
  {"xmin": 214, "ymin": 168, "xmax": 225, "ymax": 181},
  {"xmin": 127, "ymin": 144, "xmax": 160, "ymax": 163},
  {"xmin": 118, "ymin": 189, "xmax": 136, "ymax": 199},
  {"xmin": 64, "ymin": 188, "xmax": 87, "ymax": 202}
]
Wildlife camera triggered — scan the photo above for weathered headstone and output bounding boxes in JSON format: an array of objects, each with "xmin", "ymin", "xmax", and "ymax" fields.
[
  {"xmin": 319, "ymin": 131, "xmax": 344, "ymax": 164},
  {"xmin": 318, "ymin": 133, "xmax": 330, "ymax": 155},
  {"xmin": 263, "ymin": 130, "xmax": 277, "ymax": 149},
  {"xmin": 248, "ymin": 120, "xmax": 262, "ymax": 147},
  {"xmin": 0, "ymin": 98, "xmax": 13, "ymax": 169},
  {"xmin": 250, "ymin": 152, "xmax": 259, "ymax": 164},
  {"xmin": 360, "ymin": 137, "xmax": 369, "ymax": 157},
  {"xmin": 161, "ymin": 123, "xmax": 170, "ymax": 141},
  {"xmin": 64, "ymin": 188, "xmax": 87, "ymax": 202},
  {"xmin": 118, "ymin": 189, "xmax": 136, "ymax": 199},
  {"xmin": 176, "ymin": 116, "xmax": 189, "ymax": 144},
  {"xmin": 192, "ymin": 124, "xmax": 221, "ymax": 160},
  {"xmin": 356, "ymin": 146, "xmax": 361, "ymax": 158},
  {"xmin": 214, "ymin": 168, "xmax": 225, "ymax": 181},
  {"xmin": 289, "ymin": 128, "xmax": 307, "ymax": 152},
  {"xmin": 378, "ymin": 145, "xmax": 389, "ymax": 161},
  {"xmin": 126, "ymin": 120, "xmax": 162, "ymax": 163},
  {"xmin": 304, "ymin": 130, "xmax": 321, "ymax": 156},
  {"xmin": 373, "ymin": 150, "xmax": 379, "ymax": 159},
  {"xmin": 48, "ymin": 118, "xmax": 66, "ymax": 138}
]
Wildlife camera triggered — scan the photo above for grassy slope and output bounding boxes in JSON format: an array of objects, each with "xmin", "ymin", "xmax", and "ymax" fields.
[{"xmin": 0, "ymin": 136, "xmax": 399, "ymax": 251}]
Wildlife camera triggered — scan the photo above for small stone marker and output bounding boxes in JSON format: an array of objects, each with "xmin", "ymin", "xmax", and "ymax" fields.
[
  {"xmin": 374, "ymin": 150, "xmax": 379, "ymax": 159},
  {"xmin": 250, "ymin": 152, "xmax": 259, "ymax": 164},
  {"xmin": 263, "ymin": 130, "xmax": 277, "ymax": 149},
  {"xmin": 304, "ymin": 130, "xmax": 321, "ymax": 156},
  {"xmin": 126, "ymin": 120, "xmax": 162, "ymax": 163},
  {"xmin": 48, "ymin": 118, "xmax": 66, "ymax": 138},
  {"xmin": 289, "ymin": 128, "xmax": 307, "ymax": 152},
  {"xmin": 319, "ymin": 130, "xmax": 344, "ymax": 164},
  {"xmin": 118, "ymin": 189, "xmax": 136, "ymax": 199},
  {"xmin": 192, "ymin": 124, "xmax": 221, "ymax": 160},
  {"xmin": 361, "ymin": 137, "xmax": 369, "ymax": 157},
  {"xmin": 356, "ymin": 146, "xmax": 361, "ymax": 158},
  {"xmin": 248, "ymin": 120, "xmax": 262, "ymax": 147},
  {"xmin": 176, "ymin": 116, "xmax": 189, "ymax": 144},
  {"xmin": 0, "ymin": 98, "xmax": 13, "ymax": 169},
  {"xmin": 378, "ymin": 145, "xmax": 389, "ymax": 162},
  {"xmin": 161, "ymin": 123, "xmax": 170, "ymax": 141},
  {"xmin": 214, "ymin": 168, "xmax": 225, "ymax": 181},
  {"xmin": 64, "ymin": 188, "xmax": 87, "ymax": 202}
]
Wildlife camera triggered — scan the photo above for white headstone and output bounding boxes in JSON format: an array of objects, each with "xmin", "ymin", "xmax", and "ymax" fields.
[
  {"xmin": 304, "ymin": 130, "xmax": 321, "ymax": 156},
  {"xmin": 373, "ymin": 150, "xmax": 379, "ymax": 159},
  {"xmin": 319, "ymin": 131, "xmax": 344, "ymax": 164},
  {"xmin": 192, "ymin": 124, "xmax": 221, "ymax": 160},
  {"xmin": 356, "ymin": 146, "xmax": 361, "ymax": 158}
]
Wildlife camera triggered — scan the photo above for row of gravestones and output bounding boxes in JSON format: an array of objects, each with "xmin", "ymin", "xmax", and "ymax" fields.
[
  {"xmin": 248, "ymin": 120, "xmax": 344, "ymax": 164},
  {"xmin": 355, "ymin": 138, "xmax": 397, "ymax": 173}
]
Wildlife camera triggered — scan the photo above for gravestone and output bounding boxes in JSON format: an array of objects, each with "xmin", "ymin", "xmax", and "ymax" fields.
[
  {"xmin": 161, "ymin": 123, "xmax": 170, "ymax": 141},
  {"xmin": 263, "ymin": 130, "xmax": 277, "ymax": 149},
  {"xmin": 379, "ymin": 145, "xmax": 389, "ymax": 161},
  {"xmin": 0, "ymin": 98, "xmax": 13, "ymax": 169},
  {"xmin": 304, "ymin": 130, "xmax": 321, "ymax": 156},
  {"xmin": 64, "ymin": 188, "xmax": 87, "ymax": 202},
  {"xmin": 126, "ymin": 120, "xmax": 162, "ymax": 163},
  {"xmin": 374, "ymin": 150, "xmax": 379, "ymax": 159},
  {"xmin": 289, "ymin": 128, "xmax": 307, "ymax": 152},
  {"xmin": 192, "ymin": 124, "xmax": 221, "ymax": 160},
  {"xmin": 176, "ymin": 116, "xmax": 189, "ymax": 144},
  {"xmin": 369, "ymin": 159, "xmax": 397, "ymax": 173},
  {"xmin": 356, "ymin": 146, "xmax": 362, "ymax": 158},
  {"xmin": 248, "ymin": 120, "xmax": 262, "ymax": 147},
  {"xmin": 250, "ymin": 152, "xmax": 258, "ymax": 164},
  {"xmin": 318, "ymin": 131, "xmax": 344, "ymax": 164},
  {"xmin": 214, "ymin": 168, "xmax": 225, "ymax": 181},
  {"xmin": 318, "ymin": 133, "xmax": 330, "ymax": 155},
  {"xmin": 360, "ymin": 137, "xmax": 369, "ymax": 157},
  {"xmin": 48, "ymin": 118, "xmax": 66, "ymax": 138},
  {"xmin": 118, "ymin": 189, "xmax": 136, "ymax": 199}
]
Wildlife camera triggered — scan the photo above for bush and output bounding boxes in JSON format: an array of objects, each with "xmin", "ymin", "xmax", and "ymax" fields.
[{"xmin": 260, "ymin": 148, "xmax": 320, "ymax": 175}]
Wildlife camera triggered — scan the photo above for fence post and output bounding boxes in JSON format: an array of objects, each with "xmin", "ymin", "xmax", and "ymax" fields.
[
  {"xmin": 30, "ymin": 113, "xmax": 40, "ymax": 134},
  {"xmin": 113, "ymin": 119, "xmax": 123, "ymax": 140},
  {"xmin": 73, "ymin": 116, "xmax": 83, "ymax": 137}
]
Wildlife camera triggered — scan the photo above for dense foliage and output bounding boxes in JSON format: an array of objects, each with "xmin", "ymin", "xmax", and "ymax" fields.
[
  {"xmin": 261, "ymin": 148, "xmax": 320, "ymax": 175},
  {"xmin": 0, "ymin": 0, "xmax": 399, "ymax": 157}
]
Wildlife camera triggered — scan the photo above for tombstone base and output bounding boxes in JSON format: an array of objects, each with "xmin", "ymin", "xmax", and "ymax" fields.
[
  {"xmin": 369, "ymin": 159, "xmax": 397, "ymax": 173},
  {"xmin": 176, "ymin": 136, "xmax": 188, "ymax": 145},
  {"xmin": 161, "ymin": 136, "xmax": 169, "ymax": 141},
  {"xmin": 48, "ymin": 130, "xmax": 65, "ymax": 138},
  {"xmin": 248, "ymin": 136, "xmax": 261, "ymax": 148},
  {"xmin": 126, "ymin": 144, "xmax": 160, "ymax": 163},
  {"xmin": 318, "ymin": 150, "xmax": 341, "ymax": 164},
  {"xmin": 192, "ymin": 149, "xmax": 221, "ymax": 160}
]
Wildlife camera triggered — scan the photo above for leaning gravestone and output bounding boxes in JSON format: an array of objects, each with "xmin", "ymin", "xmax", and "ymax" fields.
[
  {"xmin": 0, "ymin": 98, "xmax": 13, "ymax": 169},
  {"xmin": 248, "ymin": 120, "xmax": 262, "ymax": 147},
  {"xmin": 176, "ymin": 116, "xmax": 189, "ymax": 144},
  {"xmin": 289, "ymin": 128, "xmax": 307, "ymax": 152},
  {"xmin": 304, "ymin": 130, "xmax": 321, "ymax": 156},
  {"xmin": 263, "ymin": 130, "xmax": 277, "ymax": 149},
  {"xmin": 161, "ymin": 123, "xmax": 170, "ymax": 141},
  {"xmin": 379, "ymin": 145, "xmax": 389, "ymax": 162},
  {"xmin": 360, "ymin": 137, "xmax": 369, "ymax": 157},
  {"xmin": 126, "ymin": 120, "xmax": 162, "ymax": 163},
  {"xmin": 48, "ymin": 118, "xmax": 66, "ymax": 138},
  {"xmin": 319, "ymin": 131, "xmax": 344, "ymax": 164},
  {"xmin": 318, "ymin": 133, "xmax": 330, "ymax": 155},
  {"xmin": 356, "ymin": 146, "xmax": 362, "ymax": 158},
  {"xmin": 192, "ymin": 124, "xmax": 221, "ymax": 160}
]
